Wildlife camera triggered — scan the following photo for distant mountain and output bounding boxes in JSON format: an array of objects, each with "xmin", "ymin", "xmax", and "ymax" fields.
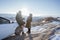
[
  {"xmin": 0, "ymin": 14, "xmax": 16, "ymax": 18},
  {"xmin": 32, "ymin": 17, "xmax": 43, "ymax": 22},
  {"xmin": 0, "ymin": 14, "xmax": 16, "ymax": 22}
]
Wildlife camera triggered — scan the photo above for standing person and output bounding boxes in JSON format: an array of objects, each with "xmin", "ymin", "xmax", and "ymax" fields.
[
  {"xmin": 15, "ymin": 11, "xmax": 25, "ymax": 35},
  {"xmin": 26, "ymin": 14, "xmax": 32, "ymax": 34}
]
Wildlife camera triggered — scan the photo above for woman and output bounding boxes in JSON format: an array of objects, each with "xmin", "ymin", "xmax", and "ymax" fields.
[{"xmin": 26, "ymin": 14, "xmax": 32, "ymax": 34}]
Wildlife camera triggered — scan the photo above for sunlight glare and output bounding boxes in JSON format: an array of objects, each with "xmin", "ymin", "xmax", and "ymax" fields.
[{"xmin": 21, "ymin": 8, "xmax": 30, "ymax": 16}]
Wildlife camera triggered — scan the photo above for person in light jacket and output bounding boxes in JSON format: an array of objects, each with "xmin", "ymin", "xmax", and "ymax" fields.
[{"xmin": 15, "ymin": 11, "xmax": 25, "ymax": 35}]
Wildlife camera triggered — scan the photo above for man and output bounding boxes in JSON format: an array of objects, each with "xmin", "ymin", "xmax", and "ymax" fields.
[
  {"xmin": 26, "ymin": 14, "xmax": 32, "ymax": 34},
  {"xmin": 16, "ymin": 11, "xmax": 24, "ymax": 26},
  {"xmin": 15, "ymin": 11, "xmax": 25, "ymax": 35}
]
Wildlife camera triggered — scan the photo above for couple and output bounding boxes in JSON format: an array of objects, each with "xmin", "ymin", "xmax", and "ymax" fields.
[{"xmin": 15, "ymin": 11, "xmax": 32, "ymax": 35}]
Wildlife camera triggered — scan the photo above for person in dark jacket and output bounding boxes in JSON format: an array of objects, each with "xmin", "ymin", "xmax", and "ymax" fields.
[
  {"xmin": 15, "ymin": 11, "xmax": 25, "ymax": 35},
  {"xmin": 26, "ymin": 14, "xmax": 32, "ymax": 34}
]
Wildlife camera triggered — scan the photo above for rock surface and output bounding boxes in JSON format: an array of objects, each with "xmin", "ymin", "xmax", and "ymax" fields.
[{"xmin": 2, "ymin": 17, "xmax": 60, "ymax": 40}]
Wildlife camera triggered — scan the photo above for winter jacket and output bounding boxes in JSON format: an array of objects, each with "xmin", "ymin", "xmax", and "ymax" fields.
[
  {"xmin": 16, "ymin": 11, "xmax": 25, "ymax": 26},
  {"xmin": 26, "ymin": 16, "xmax": 32, "ymax": 28}
]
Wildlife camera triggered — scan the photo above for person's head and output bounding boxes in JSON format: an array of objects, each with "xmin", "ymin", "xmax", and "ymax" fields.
[
  {"xmin": 29, "ymin": 13, "xmax": 32, "ymax": 17},
  {"xmin": 18, "ymin": 11, "xmax": 21, "ymax": 13},
  {"xmin": 17, "ymin": 11, "xmax": 22, "ymax": 16}
]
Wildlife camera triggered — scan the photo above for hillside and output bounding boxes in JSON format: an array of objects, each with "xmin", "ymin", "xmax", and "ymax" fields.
[{"xmin": 2, "ymin": 17, "xmax": 60, "ymax": 40}]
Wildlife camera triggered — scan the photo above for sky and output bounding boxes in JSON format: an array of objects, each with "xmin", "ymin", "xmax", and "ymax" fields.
[{"xmin": 0, "ymin": 0, "xmax": 60, "ymax": 17}]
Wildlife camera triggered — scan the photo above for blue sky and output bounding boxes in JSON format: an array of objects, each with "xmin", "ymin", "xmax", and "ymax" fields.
[{"xmin": 0, "ymin": 0, "xmax": 60, "ymax": 17}]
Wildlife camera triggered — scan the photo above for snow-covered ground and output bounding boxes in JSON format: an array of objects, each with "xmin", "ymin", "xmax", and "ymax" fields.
[
  {"xmin": 0, "ymin": 23, "xmax": 18, "ymax": 40},
  {"xmin": 0, "ymin": 22, "xmax": 46, "ymax": 40},
  {"xmin": 51, "ymin": 34, "xmax": 60, "ymax": 40},
  {"xmin": 0, "ymin": 21, "xmax": 60, "ymax": 40}
]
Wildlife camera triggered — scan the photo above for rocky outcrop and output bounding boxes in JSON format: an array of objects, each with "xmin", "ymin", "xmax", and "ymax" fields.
[
  {"xmin": 32, "ymin": 17, "xmax": 60, "ymax": 26},
  {"xmin": 0, "ymin": 17, "xmax": 10, "ymax": 24},
  {"xmin": 2, "ymin": 16, "xmax": 60, "ymax": 40}
]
